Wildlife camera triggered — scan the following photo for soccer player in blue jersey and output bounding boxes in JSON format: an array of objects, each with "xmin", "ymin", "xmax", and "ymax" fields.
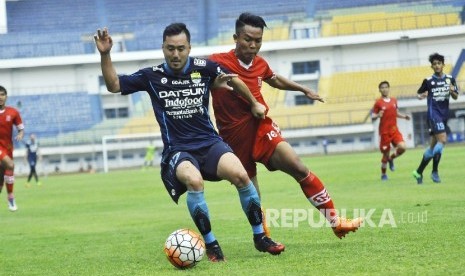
[
  {"xmin": 413, "ymin": 53, "xmax": 459, "ymax": 184},
  {"xmin": 94, "ymin": 23, "xmax": 285, "ymax": 261},
  {"xmin": 25, "ymin": 134, "xmax": 41, "ymax": 187}
]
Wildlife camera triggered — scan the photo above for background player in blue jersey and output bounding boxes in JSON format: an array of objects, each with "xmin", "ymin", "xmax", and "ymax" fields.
[
  {"xmin": 94, "ymin": 23, "xmax": 285, "ymax": 261},
  {"xmin": 413, "ymin": 53, "xmax": 459, "ymax": 184},
  {"xmin": 25, "ymin": 134, "xmax": 41, "ymax": 187}
]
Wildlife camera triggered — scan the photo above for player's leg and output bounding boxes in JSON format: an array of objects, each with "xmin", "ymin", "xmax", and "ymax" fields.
[
  {"xmin": 379, "ymin": 135, "xmax": 391, "ymax": 179},
  {"xmin": 249, "ymin": 175, "xmax": 271, "ymax": 237},
  {"xmin": 388, "ymin": 131, "xmax": 407, "ymax": 172},
  {"xmin": 161, "ymin": 151, "xmax": 224, "ymax": 262},
  {"xmin": 1, "ymin": 155, "xmax": 17, "ymax": 211},
  {"xmin": 215, "ymin": 149, "xmax": 284, "ymax": 255},
  {"xmin": 0, "ymin": 165, "xmax": 4, "ymax": 194},
  {"xmin": 381, "ymin": 151, "xmax": 389, "ymax": 180},
  {"xmin": 176, "ymin": 160, "xmax": 225, "ymax": 261},
  {"xmin": 413, "ymin": 124, "xmax": 437, "ymax": 184},
  {"xmin": 268, "ymin": 141, "xmax": 362, "ymax": 238},
  {"xmin": 26, "ymin": 164, "xmax": 34, "ymax": 187},
  {"xmin": 431, "ymin": 131, "xmax": 447, "ymax": 183}
]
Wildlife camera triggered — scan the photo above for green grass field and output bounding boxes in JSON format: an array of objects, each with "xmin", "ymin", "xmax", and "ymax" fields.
[{"xmin": 1, "ymin": 146, "xmax": 464, "ymax": 275}]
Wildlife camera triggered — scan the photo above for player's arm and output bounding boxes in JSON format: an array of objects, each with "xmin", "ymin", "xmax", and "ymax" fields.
[
  {"xmin": 213, "ymin": 74, "xmax": 266, "ymax": 119},
  {"xmin": 94, "ymin": 27, "xmax": 121, "ymax": 93},
  {"xmin": 450, "ymin": 79, "xmax": 459, "ymax": 100},
  {"xmin": 417, "ymin": 79, "xmax": 428, "ymax": 99},
  {"xmin": 265, "ymin": 74, "xmax": 324, "ymax": 103},
  {"xmin": 15, "ymin": 128, "xmax": 24, "ymax": 142},
  {"xmin": 371, "ymin": 104, "xmax": 382, "ymax": 121},
  {"xmin": 397, "ymin": 111, "xmax": 410, "ymax": 120}
]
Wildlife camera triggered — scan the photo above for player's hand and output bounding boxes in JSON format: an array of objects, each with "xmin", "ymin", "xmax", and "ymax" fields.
[
  {"xmin": 94, "ymin": 27, "xmax": 113, "ymax": 55},
  {"xmin": 417, "ymin": 91, "xmax": 428, "ymax": 99},
  {"xmin": 378, "ymin": 110, "xmax": 384, "ymax": 118},
  {"xmin": 251, "ymin": 102, "xmax": 266, "ymax": 119},
  {"xmin": 405, "ymin": 115, "xmax": 411, "ymax": 121},
  {"xmin": 214, "ymin": 73, "xmax": 238, "ymax": 90},
  {"xmin": 15, "ymin": 132, "xmax": 24, "ymax": 142},
  {"xmin": 304, "ymin": 89, "xmax": 324, "ymax": 103}
]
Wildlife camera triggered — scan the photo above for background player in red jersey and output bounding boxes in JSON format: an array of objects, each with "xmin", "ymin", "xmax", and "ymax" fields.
[
  {"xmin": 371, "ymin": 81, "xmax": 410, "ymax": 181},
  {"xmin": 0, "ymin": 85, "xmax": 24, "ymax": 211},
  {"xmin": 209, "ymin": 13, "xmax": 363, "ymax": 239}
]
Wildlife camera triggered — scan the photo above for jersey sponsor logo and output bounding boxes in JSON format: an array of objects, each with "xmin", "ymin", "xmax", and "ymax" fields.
[
  {"xmin": 159, "ymin": 88, "xmax": 206, "ymax": 98},
  {"xmin": 161, "ymin": 77, "xmax": 168, "ymax": 84},
  {"xmin": 193, "ymin": 58, "xmax": 206, "ymax": 66},
  {"xmin": 6, "ymin": 115, "xmax": 11, "ymax": 122},
  {"xmin": 172, "ymin": 79, "xmax": 190, "ymax": 85},
  {"xmin": 153, "ymin": 66, "xmax": 164, "ymax": 72},
  {"xmin": 257, "ymin": 77, "xmax": 262, "ymax": 87},
  {"xmin": 164, "ymin": 96, "xmax": 203, "ymax": 109}
]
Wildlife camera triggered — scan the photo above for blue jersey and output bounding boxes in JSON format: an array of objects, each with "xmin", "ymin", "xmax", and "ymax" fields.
[
  {"xmin": 26, "ymin": 140, "xmax": 38, "ymax": 164},
  {"xmin": 417, "ymin": 74, "xmax": 457, "ymax": 121},
  {"xmin": 119, "ymin": 57, "xmax": 225, "ymax": 155}
]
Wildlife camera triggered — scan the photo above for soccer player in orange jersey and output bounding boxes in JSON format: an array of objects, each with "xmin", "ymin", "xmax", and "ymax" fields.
[
  {"xmin": 371, "ymin": 81, "xmax": 410, "ymax": 181},
  {"xmin": 0, "ymin": 85, "xmax": 24, "ymax": 211},
  {"xmin": 209, "ymin": 13, "xmax": 363, "ymax": 239}
]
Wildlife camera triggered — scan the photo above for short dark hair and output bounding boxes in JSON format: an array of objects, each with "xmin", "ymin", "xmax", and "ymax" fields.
[
  {"xmin": 235, "ymin": 12, "xmax": 267, "ymax": 34},
  {"xmin": 0, "ymin": 85, "xmax": 7, "ymax": 95},
  {"xmin": 378, "ymin": 81, "xmax": 390, "ymax": 89},
  {"xmin": 163, "ymin": 23, "xmax": 190, "ymax": 43},
  {"xmin": 429, "ymin": 53, "xmax": 444, "ymax": 64}
]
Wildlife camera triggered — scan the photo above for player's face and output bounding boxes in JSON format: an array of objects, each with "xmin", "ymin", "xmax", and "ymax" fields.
[
  {"xmin": 379, "ymin": 83, "xmax": 390, "ymax": 97},
  {"xmin": 0, "ymin": 91, "xmax": 7, "ymax": 109},
  {"xmin": 431, "ymin": 60, "xmax": 444, "ymax": 75},
  {"xmin": 162, "ymin": 32, "xmax": 191, "ymax": 74},
  {"xmin": 234, "ymin": 25, "xmax": 263, "ymax": 64}
]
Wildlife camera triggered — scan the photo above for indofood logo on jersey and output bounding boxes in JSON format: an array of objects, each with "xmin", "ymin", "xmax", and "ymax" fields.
[{"xmin": 160, "ymin": 87, "xmax": 207, "ymax": 110}]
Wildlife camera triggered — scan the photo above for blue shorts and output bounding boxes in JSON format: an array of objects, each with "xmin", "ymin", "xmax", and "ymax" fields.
[
  {"xmin": 160, "ymin": 141, "xmax": 233, "ymax": 203},
  {"xmin": 427, "ymin": 118, "xmax": 450, "ymax": 135}
]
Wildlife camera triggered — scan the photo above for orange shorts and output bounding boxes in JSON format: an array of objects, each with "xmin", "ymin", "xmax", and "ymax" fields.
[
  {"xmin": 220, "ymin": 116, "xmax": 285, "ymax": 178},
  {"xmin": 0, "ymin": 146, "xmax": 13, "ymax": 160},
  {"xmin": 379, "ymin": 129, "xmax": 404, "ymax": 153}
]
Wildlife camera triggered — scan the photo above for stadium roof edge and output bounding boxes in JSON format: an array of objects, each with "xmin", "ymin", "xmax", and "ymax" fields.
[{"xmin": 2, "ymin": 25, "xmax": 465, "ymax": 69}]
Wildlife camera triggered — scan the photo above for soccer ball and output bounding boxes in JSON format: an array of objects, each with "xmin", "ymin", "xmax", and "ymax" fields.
[{"xmin": 164, "ymin": 228, "xmax": 205, "ymax": 269}]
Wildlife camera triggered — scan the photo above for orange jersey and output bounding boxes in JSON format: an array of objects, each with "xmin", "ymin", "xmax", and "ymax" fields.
[
  {"xmin": 209, "ymin": 50, "xmax": 275, "ymax": 136},
  {"xmin": 373, "ymin": 97, "xmax": 399, "ymax": 134},
  {"xmin": 0, "ymin": 106, "xmax": 24, "ymax": 157},
  {"xmin": 209, "ymin": 51, "xmax": 281, "ymax": 177}
]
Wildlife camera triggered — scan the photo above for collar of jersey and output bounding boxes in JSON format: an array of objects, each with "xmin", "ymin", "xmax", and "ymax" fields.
[
  {"xmin": 431, "ymin": 73, "xmax": 446, "ymax": 80},
  {"xmin": 163, "ymin": 57, "xmax": 191, "ymax": 76}
]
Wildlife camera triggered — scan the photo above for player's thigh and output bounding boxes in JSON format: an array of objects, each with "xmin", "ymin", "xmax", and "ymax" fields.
[
  {"xmin": 0, "ymin": 155, "xmax": 14, "ymax": 170},
  {"xmin": 379, "ymin": 134, "xmax": 391, "ymax": 153},
  {"xmin": 216, "ymin": 152, "xmax": 249, "ymax": 186},
  {"xmin": 435, "ymin": 132, "xmax": 448, "ymax": 144},
  {"xmin": 392, "ymin": 131, "xmax": 406, "ymax": 149},
  {"xmin": 176, "ymin": 160, "xmax": 203, "ymax": 190},
  {"xmin": 269, "ymin": 141, "xmax": 308, "ymax": 179}
]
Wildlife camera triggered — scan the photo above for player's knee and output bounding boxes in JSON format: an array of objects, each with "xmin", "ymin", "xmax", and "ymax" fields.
[
  {"xmin": 3, "ymin": 159, "xmax": 14, "ymax": 170},
  {"xmin": 230, "ymin": 169, "xmax": 250, "ymax": 188},
  {"xmin": 184, "ymin": 175, "xmax": 204, "ymax": 191},
  {"xmin": 4, "ymin": 174, "xmax": 14, "ymax": 184}
]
